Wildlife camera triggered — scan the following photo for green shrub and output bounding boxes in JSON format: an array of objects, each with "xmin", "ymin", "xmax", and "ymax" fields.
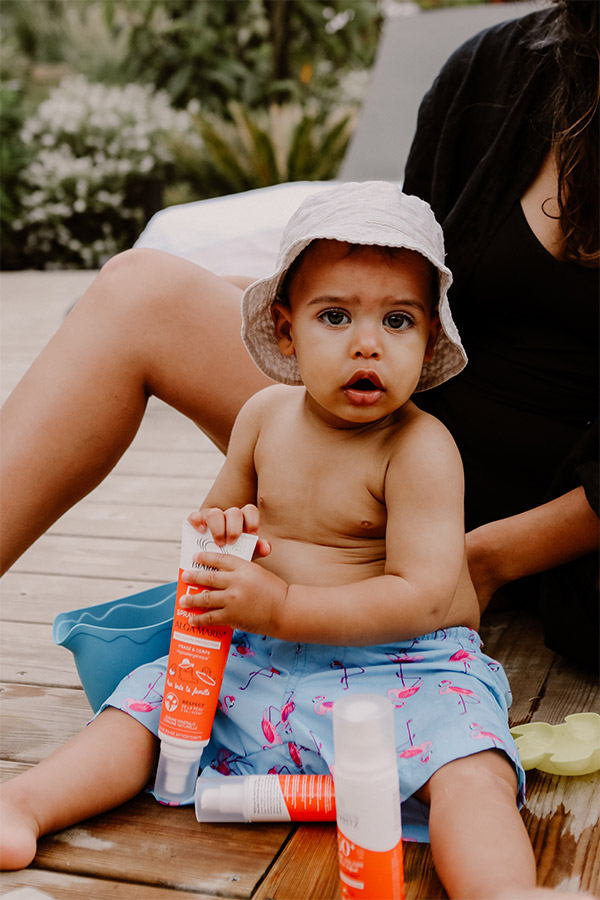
[
  {"xmin": 174, "ymin": 102, "xmax": 356, "ymax": 197},
  {"xmin": 0, "ymin": 86, "xmax": 31, "ymax": 269},
  {"xmin": 12, "ymin": 75, "xmax": 201, "ymax": 268}
]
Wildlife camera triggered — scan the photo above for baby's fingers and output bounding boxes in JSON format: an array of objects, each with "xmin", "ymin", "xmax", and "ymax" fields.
[
  {"xmin": 200, "ymin": 508, "xmax": 229, "ymax": 545},
  {"xmin": 240, "ymin": 504, "xmax": 260, "ymax": 534}
]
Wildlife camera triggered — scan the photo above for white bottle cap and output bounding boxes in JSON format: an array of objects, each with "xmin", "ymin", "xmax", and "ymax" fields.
[
  {"xmin": 195, "ymin": 776, "xmax": 247, "ymax": 822},
  {"xmin": 154, "ymin": 739, "xmax": 207, "ymax": 802},
  {"xmin": 333, "ymin": 693, "xmax": 397, "ymax": 780}
]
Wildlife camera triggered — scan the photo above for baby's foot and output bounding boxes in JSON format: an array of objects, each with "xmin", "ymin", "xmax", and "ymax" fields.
[{"xmin": 0, "ymin": 782, "xmax": 39, "ymax": 870}]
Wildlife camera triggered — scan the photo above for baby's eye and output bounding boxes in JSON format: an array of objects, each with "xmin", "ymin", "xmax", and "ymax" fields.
[
  {"xmin": 383, "ymin": 312, "xmax": 413, "ymax": 331},
  {"xmin": 319, "ymin": 309, "xmax": 350, "ymax": 326}
]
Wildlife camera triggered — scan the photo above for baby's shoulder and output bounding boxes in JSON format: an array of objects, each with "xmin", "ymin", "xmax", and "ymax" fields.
[
  {"xmin": 237, "ymin": 384, "xmax": 301, "ymax": 427},
  {"xmin": 386, "ymin": 403, "xmax": 461, "ymax": 467},
  {"xmin": 243, "ymin": 383, "xmax": 298, "ymax": 410}
]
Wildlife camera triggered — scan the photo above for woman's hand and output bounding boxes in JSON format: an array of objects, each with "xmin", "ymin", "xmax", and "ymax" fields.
[
  {"xmin": 465, "ymin": 524, "xmax": 507, "ymax": 613},
  {"xmin": 466, "ymin": 487, "xmax": 599, "ymax": 614},
  {"xmin": 180, "ymin": 552, "xmax": 287, "ymax": 636},
  {"xmin": 188, "ymin": 505, "xmax": 271, "ymax": 559}
]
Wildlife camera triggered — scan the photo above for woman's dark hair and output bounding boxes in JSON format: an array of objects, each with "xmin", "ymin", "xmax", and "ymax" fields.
[{"xmin": 530, "ymin": 0, "xmax": 599, "ymax": 266}]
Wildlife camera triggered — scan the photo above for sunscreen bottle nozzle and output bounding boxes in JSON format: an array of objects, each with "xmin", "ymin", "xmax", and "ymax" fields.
[
  {"xmin": 154, "ymin": 739, "xmax": 208, "ymax": 802},
  {"xmin": 195, "ymin": 776, "xmax": 247, "ymax": 822}
]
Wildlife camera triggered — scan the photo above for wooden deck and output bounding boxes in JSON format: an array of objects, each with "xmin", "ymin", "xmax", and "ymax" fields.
[{"xmin": 1, "ymin": 270, "xmax": 598, "ymax": 899}]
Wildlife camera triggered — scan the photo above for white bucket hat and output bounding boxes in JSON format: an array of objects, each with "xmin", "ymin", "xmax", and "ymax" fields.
[{"xmin": 241, "ymin": 181, "xmax": 467, "ymax": 392}]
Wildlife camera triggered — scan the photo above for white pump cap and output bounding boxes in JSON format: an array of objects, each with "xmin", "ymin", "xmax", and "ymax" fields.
[
  {"xmin": 195, "ymin": 776, "xmax": 248, "ymax": 822},
  {"xmin": 154, "ymin": 739, "xmax": 207, "ymax": 802},
  {"xmin": 333, "ymin": 693, "xmax": 397, "ymax": 781}
]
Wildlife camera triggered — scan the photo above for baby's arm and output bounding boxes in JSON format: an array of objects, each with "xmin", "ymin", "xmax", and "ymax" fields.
[
  {"xmin": 183, "ymin": 415, "xmax": 476, "ymax": 644},
  {"xmin": 187, "ymin": 388, "xmax": 272, "ymax": 555}
]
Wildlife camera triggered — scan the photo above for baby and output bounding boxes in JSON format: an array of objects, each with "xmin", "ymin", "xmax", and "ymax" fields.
[{"xmin": 0, "ymin": 182, "xmax": 584, "ymax": 899}]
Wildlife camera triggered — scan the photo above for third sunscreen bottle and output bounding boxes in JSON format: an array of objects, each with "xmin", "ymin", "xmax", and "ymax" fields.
[{"xmin": 333, "ymin": 693, "xmax": 404, "ymax": 900}]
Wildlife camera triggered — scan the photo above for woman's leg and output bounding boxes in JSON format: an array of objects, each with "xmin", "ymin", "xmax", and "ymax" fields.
[
  {"xmin": 0, "ymin": 708, "xmax": 159, "ymax": 870},
  {"xmin": 0, "ymin": 249, "xmax": 272, "ymax": 574},
  {"xmin": 423, "ymin": 750, "xmax": 593, "ymax": 899}
]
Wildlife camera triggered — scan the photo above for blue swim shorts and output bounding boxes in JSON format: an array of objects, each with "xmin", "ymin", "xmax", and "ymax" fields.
[{"xmin": 95, "ymin": 625, "xmax": 525, "ymax": 841}]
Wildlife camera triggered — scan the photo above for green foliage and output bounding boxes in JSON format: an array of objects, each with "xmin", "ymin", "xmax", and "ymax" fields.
[
  {"xmin": 0, "ymin": 87, "xmax": 31, "ymax": 268},
  {"xmin": 174, "ymin": 102, "xmax": 356, "ymax": 197},
  {"xmin": 11, "ymin": 76, "xmax": 201, "ymax": 268},
  {"xmin": 120, "ymin": 0, "xmax": 381, "ymax": 113},
  {"xmin": 0, "ymin": 0, "xmax": 384, "ymax": 268}
]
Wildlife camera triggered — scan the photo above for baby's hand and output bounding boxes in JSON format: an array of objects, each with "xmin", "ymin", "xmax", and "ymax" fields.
[
  {"xmin": 188, "ymin": 505, "xmax": 270, "ymax": 558},
  {"xmin": 180, "ymin": 553, "xmax": 287, "ymax": 636}
]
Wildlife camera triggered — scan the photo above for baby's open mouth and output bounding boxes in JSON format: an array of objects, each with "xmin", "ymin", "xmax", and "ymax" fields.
[
  {"xmin": 343, "ymin": 372, "xmax": 384, "ymax": 405},
  {"xmin": 350, "ymin": 378, "xmax": 379, "ymax": 391},
  {"xmin": 345, "ymin": 371, "xmax": 383, "ymax": 391}
]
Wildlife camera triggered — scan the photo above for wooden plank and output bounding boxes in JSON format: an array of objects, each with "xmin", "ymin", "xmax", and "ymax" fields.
[
  {"xmin": 111, "ymin": 449, "xmax": 224, "ymax": 479},
  {"xmin": 33, "ymin": 792, "xmax": 292, "ymax": 899},
  {"xmin": 1, "ymin": 868, "xmax": 219, "ymax": 899},
  {"xmin": 0, "ymin": 759, "xmax": 33, "ymax": 779},
  {"xmin": 0, "ymin": 684, "xmax": 91, "ymax": 763},
  {"xmin": 253, "ymin": 824, "xmax": 340, "ymax": 900},
  {"xmin": 1, "ymin": 573, "xmax": 158, "ymax": 625},
  {"xmin": 48, "ymin": 502, "xmax": 192, "ymax": 542},
  {"xmin": 403, "ymin": 842, "xmax": 445, "ymax": 900},
  {"xmin": 13, "ymin": 535, "xmax": 177, "ymax": 583},
  {"xmin": 522, "ymin": 769, "xmax": 599, "ymax": 894},
  {"xmin": 530, "ymin": 653, "xmax": 599, "ymax": 726},
  {"xmin": 84, "ymin": 474, "xmax": 214, "ymax": 507},
  {"xmin": 252, "ymin": 824, "xmax": 448, "ymax": 900},
  {"xmin": 126, "ymin": 411, "xmax": 214, "ymax": 452},
  {"xmin": 0, "ymin": 622, "xmax": 80, "ymax": 688},
  {"xmin": 479, "ymin": 609, "xmax": 556, "ymax": 727}
]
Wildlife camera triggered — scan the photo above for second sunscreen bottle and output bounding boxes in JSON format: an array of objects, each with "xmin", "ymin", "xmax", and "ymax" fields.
[
  {"xmin": 154, "ymin": 520, "xmax": 257, "ymax": 803},
  {"xmin": 333, "ymin": 694, "xmax": 404, "ymax": 900}
]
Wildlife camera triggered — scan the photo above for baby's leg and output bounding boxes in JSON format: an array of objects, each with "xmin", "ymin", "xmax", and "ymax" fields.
[
  {"xmin": 422, "ymin": 750, "xmax": 593, "ymax": 900},
  {"xmin": 0, "ymin": 708, "xmax": 158, "ymax": 871}
]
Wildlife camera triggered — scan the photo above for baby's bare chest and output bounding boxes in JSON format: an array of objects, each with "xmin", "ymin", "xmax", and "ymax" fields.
[{"xmin": 254, "ymin": 427, "xmax": 388, "ymax": 541}]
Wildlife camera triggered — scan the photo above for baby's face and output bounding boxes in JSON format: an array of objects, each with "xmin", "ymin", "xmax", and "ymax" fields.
[{"xmin": 272, "ymin": 239, "xmax": 440, "ymax": 427}]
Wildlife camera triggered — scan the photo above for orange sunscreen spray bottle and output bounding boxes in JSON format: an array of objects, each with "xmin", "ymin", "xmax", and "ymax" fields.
[
  {"xmin": 195, "ymin": 774, "xmax": 336, "ymax": 822},
  {"xmin": 333, "ymin": 694, "xmax": 404, "ymax": 900},
  {"xmin": 154, "ymin": 520, "xmax": 257, "ymax": 802}
]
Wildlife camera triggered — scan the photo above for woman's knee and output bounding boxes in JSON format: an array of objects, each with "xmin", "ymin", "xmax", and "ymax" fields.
[{"xmin": 89, "ymin": 248, "xmax": 209, "ymax": 323}]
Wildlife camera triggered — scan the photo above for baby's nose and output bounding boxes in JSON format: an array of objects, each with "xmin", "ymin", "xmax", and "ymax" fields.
[{"xmin": 351, "ymin": 326, "xmax": 381, "ymax": 358}]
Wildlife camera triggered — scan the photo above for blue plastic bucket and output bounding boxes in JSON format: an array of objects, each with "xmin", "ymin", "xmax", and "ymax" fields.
[{"xmin": 53, "ymin": 582, "xmax": 176, "ymax": 713}]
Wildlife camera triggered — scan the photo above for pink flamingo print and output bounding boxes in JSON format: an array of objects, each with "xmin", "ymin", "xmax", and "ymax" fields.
[
  {"xmin": 122, "ymin": 697, "xmax": 161, "ymax": 713},
  {"xmin": 330, "ymin": 659, "xmax": 365, "ymax": 690},
  {"xmin": 281, "ymin": 691, "xmax": 296, "ymax": 723},
  {"xmin": 218, "ymin": 695, "xmax": 235, "ymax": 716},
  {"xmin": 469, "ymin": 722, "xmax": 505, "ymax": 749},
  {"xmin": 397, "ymin": 719, "xmax": 432, "ymax": 763},
  {"xmin": 449, "ymin": 648, "xmax": 477, "ymax": 673},
  {"xmin": 313, "ymin": 695, "xmax": 335, "ymax": 715},
  {"xmin": 309, "ymin": 730, "xmax": 324, "ymax": 756},
  {"xmin": 212, "ymin": 748, "xmax": 249, "ymax": 775},
  {"xmin": 269, "ymin": 765, "xmax": 293, "ymax": 775},
  {"xmin": 386, "ymin": 650, "xmax": 425, "ymax": 686},
  {"xmin": 438, "ymin": 679, "xmax": 480, "ymax": 715},
  {"xmin": 288, "ymin": 742, "xmax": 303, "ymax": 767},
  {"xmin": 240, "ymin": 665, "xmax": 280, "ymax": 691},
  {"xmin": 387, "ymin": 679, "xmax": 423, "ymax": 709},
  {"xmin": 232, "ymin": 634, "xmax": 255, "ymax": 658},
  {"xmin": 261, "ymin": 706, "xmax": 283, "ymax": 746},
  {"xmin": 121, "ymin": 673, "xmax": 163, "ymax": 713}
]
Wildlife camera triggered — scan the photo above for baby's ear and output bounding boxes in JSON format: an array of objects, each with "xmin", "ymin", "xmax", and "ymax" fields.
[
  {"xmin": 424, "ymin": 311, "xmax": 441, "ymax": 363},
  {"xmin": 272, "ymin": 302, "xmax": 296, "ymax": 357}
]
